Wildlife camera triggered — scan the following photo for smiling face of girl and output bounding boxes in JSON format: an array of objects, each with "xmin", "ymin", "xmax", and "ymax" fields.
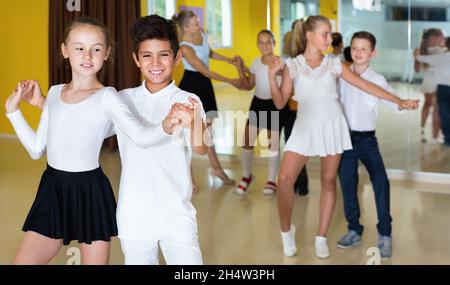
[
  {"xmin": 61, "ymin": 24, "xmax": 111, "ymax": 78},
  {"xmin": 257, "ymin": 32, "xmax": 275, "ymax": 57}
]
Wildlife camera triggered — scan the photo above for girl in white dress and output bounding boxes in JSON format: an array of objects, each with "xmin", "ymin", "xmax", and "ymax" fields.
[{"xmin": 268, "ymin": 15, "xmax": 419, "ymax": 259}]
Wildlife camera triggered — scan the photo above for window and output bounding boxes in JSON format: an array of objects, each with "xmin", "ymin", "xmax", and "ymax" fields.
[
  {"xmin": 389, "ymin": 7, "xmax": 447, "ymax": 22},
  {"xmin": 147, "ymin": 0, "xmax": 176, "ymax": 19},
  {"xmin": 206, "ymin": 0, "xmax": 232, "ymax": 48},
  {"xmin": 280, "ymin": 0, "xmax": 320, "ymax": 53}
]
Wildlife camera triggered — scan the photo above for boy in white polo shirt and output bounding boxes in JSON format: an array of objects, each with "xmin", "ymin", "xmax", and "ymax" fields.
[
  {"xmin": 336, "ymin": 31, "xmax": 418, "ymax": 258},
  {"xmin": 116, "ymin": 15, "xmax": 208, "ymax": 265}
]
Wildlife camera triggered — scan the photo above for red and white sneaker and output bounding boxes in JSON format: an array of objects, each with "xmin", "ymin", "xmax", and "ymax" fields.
[
  {"xmin": 262, "ymin": 181, "xmax": 277, "ymax": 195},
  {"xmin": 236, "ymin": 175, "xmax": 253, "ymax": 195}
]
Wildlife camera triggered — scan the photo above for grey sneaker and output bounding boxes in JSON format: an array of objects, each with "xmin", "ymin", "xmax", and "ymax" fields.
[
  {"xmin": 336, "ymin": 230, "xmax": 362, "ymax": 249},
  {"xmin": 378, "ymin": 235, "xmax": 392, "ymax": 258}
]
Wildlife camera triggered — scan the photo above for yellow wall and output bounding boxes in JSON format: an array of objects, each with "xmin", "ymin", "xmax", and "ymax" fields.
[
  {"xmin": 270, "ymin": 0, "xmax": 281, "ymax": 55},
  {"xmin": 320, "ymin": 0, "xmax": 339, "ymax": 30},
  {"xmin": 0, "ymin": 0, "xmax": 49, "ymax": 134}
]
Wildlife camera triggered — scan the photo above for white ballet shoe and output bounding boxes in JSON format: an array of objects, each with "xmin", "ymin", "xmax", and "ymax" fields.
[
  {"xmin": 315, "ymin": 236, "xmax": 330, "ymax": 259},
  {"xmin": 281, "ymin": 225, "xmax": 297, "ymax": 257}
]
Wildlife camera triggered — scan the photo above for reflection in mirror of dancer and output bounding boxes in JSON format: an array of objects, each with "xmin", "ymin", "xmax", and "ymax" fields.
[{"xmin": 414, "ymin": 28, "xmax": 445, "ymax": 143}]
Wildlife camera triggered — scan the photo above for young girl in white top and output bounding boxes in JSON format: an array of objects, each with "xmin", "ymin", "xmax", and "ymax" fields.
[
  {"xmin": 234, "ymin": 30, "xmax": 288, "ymax": 195},
  {"xmin": 4, "ymin": 17, "xmax": 189, "ymax": 265},
  {"xmin": 268, "ymin": 15, "xmax": 418, "ymax": 259}
]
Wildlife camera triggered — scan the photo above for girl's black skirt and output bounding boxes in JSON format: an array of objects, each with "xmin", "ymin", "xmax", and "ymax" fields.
[
  {"xmin": 22, "ymin": 165, "xmax": 118, "ymax": 245},
  {"xmin": 247, "ymin": 96, "xmax": 289, "ymax": 132},
  {"xmin": 179, "ymin": 70, "xmax": 219, "ymax": 120}
]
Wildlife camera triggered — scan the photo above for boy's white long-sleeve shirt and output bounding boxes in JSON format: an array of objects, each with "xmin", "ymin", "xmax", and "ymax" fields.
[
  {"xmin": 339, "ymin": 65, "xmax": 401, "ymax": 132},
  {"xmin": 115, "ymin": 81, "xmax": 205, "ymax": 240}
]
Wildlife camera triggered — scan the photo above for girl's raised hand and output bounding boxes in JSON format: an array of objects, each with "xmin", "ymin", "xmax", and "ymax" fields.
[
  {"xmin": 269, "ymin": 56, "xmax": 283, "ymax": 76},
  {"xmin": 5, "ymin": 83, "xmax": 28, "ymax": 114},
  {"xmin": 21, "ymin": 80, "xmax": 45, "ymax": 110}
]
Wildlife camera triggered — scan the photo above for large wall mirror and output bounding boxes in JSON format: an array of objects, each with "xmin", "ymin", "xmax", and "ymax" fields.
[{"xmin": 279, "ymin": 0, "xmax": 450, "ymax": 174}]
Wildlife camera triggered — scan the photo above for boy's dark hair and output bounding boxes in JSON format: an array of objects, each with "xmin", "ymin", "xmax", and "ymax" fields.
[
  {"xmin": 132, "ymin": 14, "xmax": 179, "ymax": 56},
  {"xmin": 351, "ymin": 31, "xmax": 377, "ymax": 50},
  {"xmin": 446, "ymin": 37, "xmax": 450, "ymax": 50},
  {"xmin": 343, "ymin": 46, "xmax": 353, "ymax": 63},
  {"xmin": 257, "ymin": 29, "xmax": 275, "ymax": 41},
  {"xmin": 331, "ymin": 32, "xmax": 343, "ymax": 48}
]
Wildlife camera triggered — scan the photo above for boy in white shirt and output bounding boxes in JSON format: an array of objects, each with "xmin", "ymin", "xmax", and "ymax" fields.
[
  {"xmin": 337, "ymin": 31, "xmax": 408, "ymax": 258},
  {"xmin": 116, "ymin": 15, "xmax": 209, "ymax": 265}
]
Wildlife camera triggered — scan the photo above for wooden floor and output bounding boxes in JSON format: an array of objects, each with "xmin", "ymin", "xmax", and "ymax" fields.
[{"xmin": 1, "ymin": 82, "xmax": 450, "ymax": 265}]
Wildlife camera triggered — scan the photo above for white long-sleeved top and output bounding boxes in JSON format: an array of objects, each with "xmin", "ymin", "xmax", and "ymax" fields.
[
  {"xmin": 6, "ymin": 84, "xmax": 171, "ymax": 172},
  {"xmin": 416, "ymin": 52, "xmax": 450, "ymax": 87},
  {"xmin": 339, "ymin": 65, "xmax": 401, "ymax": 132},
  {"xmin": 115, "ymin": 81, "xmax": 205, "ymax": 239}
]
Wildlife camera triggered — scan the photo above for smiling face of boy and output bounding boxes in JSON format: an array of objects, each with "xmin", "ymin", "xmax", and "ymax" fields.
[
  {"xmin": 133, "ymin": 39, "xmax": 182, "ymax": 93},
  {"xmin": 350, "ymin": 38, "xmax": 376, "ymax": 66}
]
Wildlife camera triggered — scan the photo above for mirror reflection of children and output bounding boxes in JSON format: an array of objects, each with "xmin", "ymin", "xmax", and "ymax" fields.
[
  {"xmin": 414, "ymin": 28, "xmax": 446, "ymax": 143},
  {"xmin": 414, "ymin": 36, "xmax": 450, "ymax": 147},
  {"xmin": 269, "ymin": 16, "xmax": 419, "ymax": 259}
]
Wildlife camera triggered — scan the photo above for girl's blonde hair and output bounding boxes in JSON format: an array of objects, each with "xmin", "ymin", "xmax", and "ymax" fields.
[
  {"xmin": 172, "ymin": 10, "xmax": 196, "ymax": 38},
  {"xmin": 290, "ymin": 15, "xmax": 331, "ymax": 57}
]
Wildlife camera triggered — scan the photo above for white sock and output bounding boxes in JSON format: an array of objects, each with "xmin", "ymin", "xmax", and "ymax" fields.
[
  {"xmin": 267, "ymin": 150, "xmax": 280, "ymax": 182},
  {"xmin": 242, "ymin": 148, "xmax": 254, "ymax": 178},
  {"xmin": 281, "ymin": 225, "xmax": 297, "ymax": 257},
  {"xmin": 315, "ymin": 236, "xmax": 330, "ymax": 259}
]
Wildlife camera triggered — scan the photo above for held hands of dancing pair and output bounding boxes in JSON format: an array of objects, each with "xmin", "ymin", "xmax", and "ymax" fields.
[
  {"xmin": 267, "ymin": 55, "xmax": 420, "ymax": 111},
  {"xmin": 228, "ymin": 55, "xmax": 249, "ymax": 90},
  {"xmin": 5, "ymin": 80, "xmax": 202, "ymax": 136},
  {"xmin": 162, "ymin": 97, "xmax": 203, "ymax": 135}
]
